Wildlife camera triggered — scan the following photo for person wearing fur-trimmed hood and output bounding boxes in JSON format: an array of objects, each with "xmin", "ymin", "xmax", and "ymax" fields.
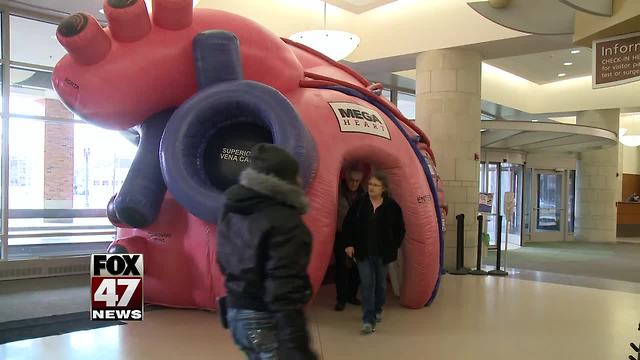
[{"xmin": 217, "ymin": 143, "xmax": 317, "ymax": 360}]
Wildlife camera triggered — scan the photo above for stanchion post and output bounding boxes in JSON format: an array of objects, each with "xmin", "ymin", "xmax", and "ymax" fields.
[
  {"xmin": 470, "ymin": 214, "xmax": 487, "ymax": 275},
  {"xmin": 448, "ymin": 214, "xmax": 469, "ymax": 275},
  {"xmin": 488, "ymin": 215, "xmax": 508, "ymax": 276}
]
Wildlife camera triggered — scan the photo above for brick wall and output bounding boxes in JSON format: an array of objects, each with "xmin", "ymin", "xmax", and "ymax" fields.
[{"xmin": 43, "ymin": 99, "xmax": 74, "ymax": 205}]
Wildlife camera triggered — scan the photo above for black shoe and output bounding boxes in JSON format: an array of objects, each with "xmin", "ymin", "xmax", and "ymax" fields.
[
  {"xmin": 347, "ymin": 298, "xmax": 361, "ymax": 306},
  {"xmin": 334, "ymin": 302, "xmax": 346, "ymax": 311}
]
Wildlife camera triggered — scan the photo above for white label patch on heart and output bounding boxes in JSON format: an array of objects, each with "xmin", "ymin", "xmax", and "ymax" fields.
[{"xmin": 329, "ymin": 102, "xmax": 391, "ymax": 140}]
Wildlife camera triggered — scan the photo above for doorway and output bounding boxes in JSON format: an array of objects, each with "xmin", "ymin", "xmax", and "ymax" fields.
[
  {"xmin": 527, "ymin": 169, "xmax": 576, "ymax": 242},
  {"xmin": 479, "ymin": 162, "xmax": 524, "ymax": 248}
]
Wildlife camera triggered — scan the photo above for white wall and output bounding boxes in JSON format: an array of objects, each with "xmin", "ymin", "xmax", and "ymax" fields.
[
  {"xmin": 623, "ymin": 145, "xmax": 640, "ymax": 174},
  {"xmin": 525, "ymin": 153, "xmax": 577, "ymax": 170},
  {"xmin": 482, "ymin": 149, "xmax": 526, "ymax": 164}
]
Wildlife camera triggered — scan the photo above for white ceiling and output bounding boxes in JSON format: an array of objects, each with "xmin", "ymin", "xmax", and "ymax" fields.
[
  {"xmin": 485, "ymin": 47, "xmax": 593, "ymax": 85},
  {"xmin": 350, "ymin": 33, "xmax": 580, "ymax": 81},
  {"xmin": 324, "ymin": 0, "xmax": 398, "ymax": 13},
  {"xmin": 481, "ymin": 120, "xmax": 618, "ymax": 153}
]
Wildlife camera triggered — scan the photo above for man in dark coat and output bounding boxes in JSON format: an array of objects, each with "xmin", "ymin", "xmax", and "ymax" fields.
[
  {"xmin": 334, "ymin": 168, "xmax": 364, "ymax": 311},
  {"xmin": 217, "ymin": 143, "xmax": 317, "ymax": 359}
]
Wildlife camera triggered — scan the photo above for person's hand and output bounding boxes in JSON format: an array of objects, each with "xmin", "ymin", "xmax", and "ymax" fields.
[{"xmin": 345, "ymin": 247, "xmax": 354, "ymax": 258}]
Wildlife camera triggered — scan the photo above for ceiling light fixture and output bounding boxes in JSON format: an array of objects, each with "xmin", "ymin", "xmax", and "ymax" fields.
[
  {"xmin": 563, "ymin": 62, "xmax": 573, "ymax": 66},
  {"xmin": 570, "ymin": 49, "xmax": 581, "ymax": 54},
  {"xmin": 619, "ymin": 128, "xmax": 640, "ymax": 146},
  {"xmin": 100, "ymin": 0, "xmax": 200, "ymax": 14},
  {"xmin": 289, "ymin": 2, "xmax": 360, "ymax": 61},
  {"xmin": 557, "ymin": 73, "xmax": 566, "ymax": 77},
  {"xmin": 620, "ymin": 136, "xmax": 640, "ymax": 147},
  {"xmin": 531, "ymin": 119, "xmax": 539, "ymax": 122},
  {"xmin": 620, "ymin": 116, "xmax": 640, "ymax": 147}
]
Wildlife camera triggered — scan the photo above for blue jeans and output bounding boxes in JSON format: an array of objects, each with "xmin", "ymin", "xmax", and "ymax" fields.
[
  {"xmin": 227, "ymin": 308, "xmax": 278, "ymax": 360},
  {"xmin": 357, "ymin": 256, "xmax": 388, "ymax": 325}
]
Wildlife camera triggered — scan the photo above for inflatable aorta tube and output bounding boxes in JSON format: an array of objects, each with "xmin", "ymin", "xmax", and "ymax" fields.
[
  {"xmin": 193, "ymin": 31, "xmax": 243, "ymax": 88},
  {"xmin": 113, "ymin": 110, "xmax": 172, "ymax": 228}
]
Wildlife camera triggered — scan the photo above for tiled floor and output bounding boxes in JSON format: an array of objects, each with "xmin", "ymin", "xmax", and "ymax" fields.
[
  {"xmin": 483, "ymin": 241, "xmax": 640, "ymax": 283},
  {"xmin": 0, "ymin": 275, "xmax": 88, "ymax": 322},
  {"xmin": 496, "ymin": 266, "xmax": 640, "ymax": 294},
  {"xmin": 1, "ymin": 276, "xmax": 638, "ymax": 360}
]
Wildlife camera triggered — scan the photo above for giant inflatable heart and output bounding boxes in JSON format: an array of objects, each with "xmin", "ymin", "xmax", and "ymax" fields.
[{"xmin": 53, "ymin": 0, "xmax": 446, "ymax": 309}]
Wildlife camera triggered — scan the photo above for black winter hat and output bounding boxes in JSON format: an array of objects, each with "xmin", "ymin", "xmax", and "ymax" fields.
[{"xmin": 249, "ymin": 143, "xmax": 299, "ymax": 184}]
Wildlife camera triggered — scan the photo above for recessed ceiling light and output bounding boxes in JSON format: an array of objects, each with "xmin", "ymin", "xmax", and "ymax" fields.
[
  {"xmin": 563, "ymin": 62, "xmax": 573, "ymax": 66},
  {"xmin": 570, "ymin": 49, "xmax": 580, "ymax": 54},
  {"xmin": 558, "ymin": 73, "xmax": 566, "ymax": 77}
]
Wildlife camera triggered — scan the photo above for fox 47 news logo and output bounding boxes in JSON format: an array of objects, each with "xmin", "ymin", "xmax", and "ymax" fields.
[{"xmin": 90, "ymin": 254, "xmax": 143, "ymax": 321}]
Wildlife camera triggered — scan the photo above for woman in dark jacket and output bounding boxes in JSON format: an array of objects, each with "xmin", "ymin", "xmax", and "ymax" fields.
[
  {"xmin": 343, "ymin": 171, "xmax": 405, "ymax": 335},
  {"xmin": 217, "ymin": 143, "xmax": 317, "ymax": 359}
]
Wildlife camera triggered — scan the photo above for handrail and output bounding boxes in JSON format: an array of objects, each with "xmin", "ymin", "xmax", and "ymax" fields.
[{"xmin": 8, "ymin": 209, "xmax": 107, "ymax": 219}]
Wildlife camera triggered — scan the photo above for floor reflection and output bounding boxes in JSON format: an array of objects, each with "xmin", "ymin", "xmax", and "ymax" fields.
[{"xmin": 1, "ymin": 325, "xmax": 121, "ymax": 360}]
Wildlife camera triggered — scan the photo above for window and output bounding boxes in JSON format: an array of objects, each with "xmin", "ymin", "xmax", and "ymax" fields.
[
  {"xmin": 9, "ymin": 158, "xmax": 30, "ymax": 186},
  {"xmin": 9, "ymin": 118, "xmax": 44, "ymax": 209},
  {"xmin": 8, "ymin": 118, "xmax": 137, "ymax": 211},
  {"xmin": 2, "ymin": 15, "xmax": 138, "ymax": 260},
  {"xmin": 523, "ymin": 168, "xmax": 532, "ymax": 234},
  {"xmin": 10, "ymin": 67, "xmax": 52, "ymax": 116},
  {"xmin": 0, "ymin": 14, "xmax": 3, "ymax": 59},
  {"xmin": 568, "ymin": 170, "xmax": 576, "ymax": 233},
  {"xmin": 7, "ymin": 118, "xmax": 137, "ymax": 259},
  {"xmin": 74, "ymin": 123, "xmax": 137, "ymax": 208},
  {"xmin": 0, "ymin": 115, "xmax": 3, "ymax": 238},
  {"xmin": 382, "ymin": 89, "xmax": 391, "ymax": 101},
  {"xmin": 480, "ymin": 162, "xmax": 523, "ymax": 247},
  {"xmin": 397, "ymin": 91, "xmax": 416, "ymax": 120},
  {"xmin": 10, "ymin": 16, "xmax": 66, "ymax": 67},
  {"xmin": 536, "ymin": 173, "xmax": 563, "ymax": 232}
]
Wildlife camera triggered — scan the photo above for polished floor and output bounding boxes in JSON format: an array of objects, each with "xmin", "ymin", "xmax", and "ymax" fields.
[
  {"xmin": 484, "ymin": 241, "xmax": 640, "ymax": 283},
  {"xmin": 0, "ymin": 276, "xmax": 88, "ymax": 322},
  {"xmin": 1, "ymin": 276, "xmax": 638, "ymax": 360}
]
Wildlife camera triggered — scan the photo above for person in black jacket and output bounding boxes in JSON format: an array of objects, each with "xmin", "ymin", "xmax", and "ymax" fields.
[
  {"xmin": 343, "ymin": 171, "xmax": 405, "ymax": 335},
  {"xmin": 217, "ymin": 143, "xmax": 317, "ymax": 359}
]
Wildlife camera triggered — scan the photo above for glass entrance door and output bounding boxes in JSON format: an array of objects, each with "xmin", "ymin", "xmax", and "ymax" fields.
[
  {"xmin": 480, "ymin": 162, "xmax": 523, "ymax": 248},
  {"xmin": 502, "ymin": 163, "xmax": 523, "ymax": 247},
  {"xmin": 531, "ymin": 170, "xmax": 566, "ymax": 242}
]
